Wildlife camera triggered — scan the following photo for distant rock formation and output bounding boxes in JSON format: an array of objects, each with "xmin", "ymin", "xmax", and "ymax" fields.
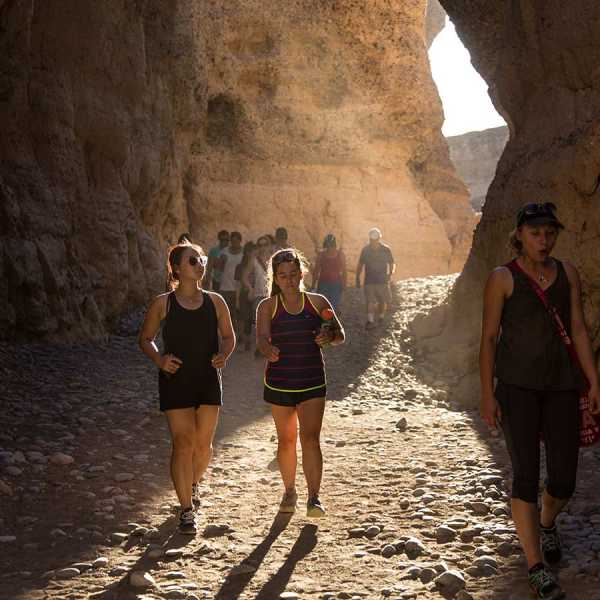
[
  {"xmin": 447, "ymin": 126, "xmax": 508, "ymax": 211},
  {"xmin": 0, "ymin": 0, "xmax": 476, "ymax": 342}
]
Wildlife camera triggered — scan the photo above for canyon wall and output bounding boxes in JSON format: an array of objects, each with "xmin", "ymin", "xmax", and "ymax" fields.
[
  {"xmin": 417, "ymin": 1, "xmax": 600, "ymax": 403},
  {"xmin": 447, "ymin": 126, "xmax": 508, "ymax": 212},
  {"xmin": 0, "ymin": 0, "xmax": 475, "ymax": 342}
]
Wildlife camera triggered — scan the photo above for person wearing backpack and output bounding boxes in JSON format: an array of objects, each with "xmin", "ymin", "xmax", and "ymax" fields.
[{"xmin": 479, "ymin": 202, "xmax": 600, "ymax": 599}]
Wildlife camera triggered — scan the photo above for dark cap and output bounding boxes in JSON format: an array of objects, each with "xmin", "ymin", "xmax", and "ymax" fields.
[{"xmin": 516, "ymin": 202, "xmax": 564, "ymax": 229}]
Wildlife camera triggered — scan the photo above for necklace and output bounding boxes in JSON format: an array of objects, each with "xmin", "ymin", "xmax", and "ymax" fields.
[{"xmin": 538, "ymin": 272, "xmax": 547, "ymax": 284}]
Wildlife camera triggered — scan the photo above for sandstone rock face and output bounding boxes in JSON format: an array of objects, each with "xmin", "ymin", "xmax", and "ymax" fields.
[
  {"xmin": 0, "ymin": 1, "xmax": 203, "ymax": 341},
  {"xmin": 186, "ymin": 0, "xmax": 476, "ymax": 281},
  {"xmin": 0, "ymin": 0, "xmax": 475, "ymax": 341},
  {"xmin": 425, "ymin": 1, "xmax": 600, "ymax": 403},
  {"xmin": 447, "ymin": 126, "xmax": 508, "ymax": 212}
]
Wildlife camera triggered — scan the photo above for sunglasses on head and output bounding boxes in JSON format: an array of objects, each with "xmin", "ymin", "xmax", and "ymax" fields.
[
  {"xmin": 521, "ymin": 202, "xmax": 557, "ymax": 216},
  {"xmin": 273, "ymin": 251, "xmax": 297, "ymax": 265},
  {"xmin": 189, "ymin": 255, "xmax": 208, "ymax": 267}
]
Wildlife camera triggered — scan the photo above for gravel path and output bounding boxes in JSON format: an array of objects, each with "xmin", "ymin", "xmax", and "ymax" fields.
[{"xmin": 2, "ymin": 276, "xmax": 600, "ymax": 600}]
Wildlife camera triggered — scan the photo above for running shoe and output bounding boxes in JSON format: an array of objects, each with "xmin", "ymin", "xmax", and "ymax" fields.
[
  {"xmin": 528, "ymin": 564, "xmax": 565, "ymax": 599},
  {"xmin": 279, "ymin": 489, "xmax": 298, "ymax": 514},
  {"xmin": 192, "ymin": 482, "xmax": 201, "ymax": 508},
  {"xmin": 178, "ymin": 507, "xmax": 197, "ymax": 535},
  {"xmin": 306, "ymin": 496, "xmax": 326, "ymax": 518},
  {"xmin": 540, "ymin": 523, "xmax": 562, "ymax": 564}
]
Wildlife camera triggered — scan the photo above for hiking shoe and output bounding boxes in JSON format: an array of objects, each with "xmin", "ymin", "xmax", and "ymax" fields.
[
  {"xmin": 178, "ymin": 507, "xmax": 197, "ymax": 535},
  {"xmin": 192, "ymin": 482, "xmax": 201, "ymax": 508},
  {"xmin": 279, "ymin": 489, "xmax": 298, "ymax": 514},
  {"xmin": 528, "ymin": 564, "xmax": 565, "ymax": 599},
  {"xmin": 306, "ymin": 496, "xmax": 326, "ymax": 518},
  {"xmin": 540, "ymin": 523, "xmax": 562, "ymax": 564}
]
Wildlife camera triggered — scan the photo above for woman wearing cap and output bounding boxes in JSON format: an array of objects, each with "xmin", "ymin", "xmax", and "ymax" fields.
[
  {"xmin": 256, "ymin": 248, "xmax": 345, "ymax": 517},
  {"xmin": 479, "ymin": 202, "xmax": 599, "ymax": 599},
  {"xmin": 138, "ymin": 240, "xmax": 235, "ymax": 535},
  {"xmin": 312, "ymin": 234, "xmax": 347, "ymax": 310}
]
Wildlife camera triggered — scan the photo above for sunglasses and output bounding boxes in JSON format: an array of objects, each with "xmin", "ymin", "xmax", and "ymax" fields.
[
  {"xmin": 521, "ymin": 202, "xmax": 557, "ymax": 216},
  {"xmin": 189, "ymin": 255, "xmax": 208, "ymax": 267},
  {"xmin": 272, "ymin": 251, "xmax": 297, "ymax": 265}
]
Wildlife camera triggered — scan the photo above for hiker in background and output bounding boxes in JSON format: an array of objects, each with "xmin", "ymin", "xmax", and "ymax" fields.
[
  {"xmin": 479, "ymin": 202, "xmax": 599, "ymax": 600},
  {"xmin": 257, "ymin": 248, "xmax": 345, "ymax": 518},
  {"xmin": 273, "ymin": 227, "xmax": 289, "ymax": 252},
  {"xmin": 138, "ymin": 240, "xmax": 235, "ymax": 534},
  {"xmin": 218, "ymin": 231, "xmax": 243, "ymax": 333},
  {"xmin": 312, "ymin": 234, "xmax": 346, "ymax": 310},
  {"xmin": 236, "ymin": 241, "xmax": 257, "ymax": 352},
  {"xmin": 206, "ymin": 230, "xmax": 229, "ymax": 292},
  {"xmin": 242, "ymin": 234, "xmax": 271, "ymax": 357},
  {"xmin": 355, "ymin": 228, "xmax": 395, "ymax": 329}
]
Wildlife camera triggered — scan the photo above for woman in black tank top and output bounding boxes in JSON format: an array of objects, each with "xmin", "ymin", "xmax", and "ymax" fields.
[
  {"xmin": 138, "ymin": 240, "xmax": 235, "ymax": 534},
  {"xmin": 479, "ymin": 203, "xmax": 599, "ymax": 598}
]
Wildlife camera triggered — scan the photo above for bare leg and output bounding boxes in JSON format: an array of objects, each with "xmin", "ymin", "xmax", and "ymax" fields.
[
  {"xmin": 540, "ymin": 490, "xmax": 569, "ymax": 528},
  {"xmin": 165, "ymin": 408, "xmax": 196, "ymax": 509},
  {"xmin": 270, "ymin": 405, "xmax": 298, "ymax": 492},
  {"xmin": 297, "ymin": 397, "xmax": 326, "ymax": 498},
  {"xmin": 511, "ymin": 498, "xmax": 543, "ymax": 568},
  {"xmin": 192, "ymin": 405, "xmax": 220, "ymax": 484}
]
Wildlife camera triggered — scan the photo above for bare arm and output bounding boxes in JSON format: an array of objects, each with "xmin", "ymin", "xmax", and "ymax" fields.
[
  {"xmin": 340, "ymin": 250, "xmax": 347, "ymax": 289},
  {"xmin": 309, "ymin": 293, "xmax": 346, "ymax": 347},
  {"xmin": 137, "ymin": 295, "xmax": 182, "ymax": 374},
  {"xmin": 479, "ymin": 267, "xmax": 511, "ymax": 428},
  {"xmin": 209, "ymin": 292, "xmax": 236, "ymax": 368},
  {"xmin": 564, "ymin": 262, "xmax": 600, "ymax": 412},
  {"xmin": 312, "ymin": 252, "xmax": 322, "ymax": 290},
  {"xmin": 205, "ymin": 254, "xmax": 215, "ymax": 290},
  {"xmin": 256, "ymin": 298, "xmax": 280, "ymax": 362}
]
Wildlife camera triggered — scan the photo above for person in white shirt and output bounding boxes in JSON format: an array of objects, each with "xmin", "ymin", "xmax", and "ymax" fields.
[{"xmin": 218, "ymin": 231, "xmax": 243, "ymax": 332}]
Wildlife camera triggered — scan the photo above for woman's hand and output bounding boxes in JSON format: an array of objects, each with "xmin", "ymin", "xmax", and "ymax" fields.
[
  {"xmin": 262, "ymin": 344, "xmax": 280, "ymax": 362},
  {"xmin": 588, "ymin": 384, "xmax": 600, "ymax": 415},
  {"xmin": 315, "ymin": 329, "xmax": 334, "ymax": 347},
  {"xmin": 480, "ymin": 394, "xmax": 502, "ymax": 429},
  {"xmin": 211, "ymin": 353, "xmax": 227, "ymax": 369},
  {"xmin": 160, "ymin": 354, "xmax": 183, "ymax": 374}
]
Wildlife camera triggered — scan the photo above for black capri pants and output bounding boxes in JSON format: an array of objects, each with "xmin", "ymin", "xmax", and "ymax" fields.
[{"xmin": 496, "ymin": 382, "xmax": 580, "ymax": 503}]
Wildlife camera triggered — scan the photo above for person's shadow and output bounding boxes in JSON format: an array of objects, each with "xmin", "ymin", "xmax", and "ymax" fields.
[
  {"xmin": 214, "ymin": 512, "xmax": 293, "ymax": 599},
  {"xmin": 254, "ymin": 524, "xmax": 318, "ymax": 600}
]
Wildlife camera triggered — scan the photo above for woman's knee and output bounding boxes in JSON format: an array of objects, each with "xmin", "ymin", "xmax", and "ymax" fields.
[
  {"xmin": 277, "ymin": 432, "xmax": 297, "ymax": 450},
  {"xmin": 511, "ymin": 478, "xmax": 539, "ymax": 504},
  {"xmin": 299, "ymin": 429, "xmax": 321, "ymax": 448},
  {"xmin": 195, "ymin": 440, "xmax": 213, "ymax": 458},
  {"xmin": 172, "ymin": 433, "xmax": 194, "ymax": 455}
]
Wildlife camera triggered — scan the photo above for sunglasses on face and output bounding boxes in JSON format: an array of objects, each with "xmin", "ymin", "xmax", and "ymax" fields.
[{"xmin": 189, "ymin": 255, "xmax": 208, "ymax": 267}]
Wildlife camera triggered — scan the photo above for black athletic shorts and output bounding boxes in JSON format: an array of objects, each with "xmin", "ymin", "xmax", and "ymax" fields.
[
  {"xmin": 159, "ymin": 370, "xmax": 222, "ymax": 411},
  {"xmin": 264, "ymin": 386, "xmax": 326, "ymax": 407}
]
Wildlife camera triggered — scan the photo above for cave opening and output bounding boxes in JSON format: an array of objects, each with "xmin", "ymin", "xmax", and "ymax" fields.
[{"xmin": 429, "ymin": 16, "xmax": 508, "ymax": 215}]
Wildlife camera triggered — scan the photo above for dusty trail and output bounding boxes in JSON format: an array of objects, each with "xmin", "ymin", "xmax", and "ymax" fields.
[{"xmin": 2, "ymin": 277, "xmax": 600, "ymax": 600}]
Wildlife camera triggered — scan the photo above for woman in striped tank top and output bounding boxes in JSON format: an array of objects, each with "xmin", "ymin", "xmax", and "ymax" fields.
[{"xmin": 257, "ymin": 248, "xmax": 345, "ymax": 517}]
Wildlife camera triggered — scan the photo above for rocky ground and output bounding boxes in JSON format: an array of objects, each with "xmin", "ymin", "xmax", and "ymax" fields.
[{"xmin": 2, "ymin": 276, "xmax": 600, "ymax": 600}]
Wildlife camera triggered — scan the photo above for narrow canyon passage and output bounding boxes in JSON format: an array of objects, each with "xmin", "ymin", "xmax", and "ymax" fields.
[{"xmin": 2, "ymin": 279, "xmax": 600, "ymax": 600}]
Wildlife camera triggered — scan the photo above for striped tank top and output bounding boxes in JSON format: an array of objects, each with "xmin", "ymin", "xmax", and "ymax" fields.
[{"xmin": 264, "ymin": 293, "xmax": 326, "ymax": 393}]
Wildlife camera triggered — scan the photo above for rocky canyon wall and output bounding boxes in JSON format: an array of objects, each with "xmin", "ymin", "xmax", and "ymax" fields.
[
  {"xmin": 0, "ymin": 0, "xmax": 203, "ymax": 341},
  {"xmin": 417, "ymin": 1, "xmax": 600, "ymax": 404},
  {"xmin": 185, "ymin": 0, "xmax": 476, "ymax": 280},
  {"xmin": 0, "ymin": 0, "xmax": 475, "ymax": 342},
  {"xmin": 447, "ymin": 126, "xmax": 508, "ymax": 212}
]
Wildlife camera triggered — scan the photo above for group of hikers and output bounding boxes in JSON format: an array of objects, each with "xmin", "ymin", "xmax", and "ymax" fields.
[{"xmin": 138, "ymin": 204, "xmax": 600, "ymax": 600}]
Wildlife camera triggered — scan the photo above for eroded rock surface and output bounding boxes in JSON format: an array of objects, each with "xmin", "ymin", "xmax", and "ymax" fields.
[
  {"xmin": 0, "ymin": 0, "xmax": 475, "ymax": 341},
  {"xmin": 447, "ymin": 127, "xmax": 508, "ymax": 212}
]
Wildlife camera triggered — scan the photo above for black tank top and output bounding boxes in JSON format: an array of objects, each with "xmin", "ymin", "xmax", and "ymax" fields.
[
  {"xmin": 495, "ymin": 259, "xmax": 583, "ymax": 391},
  {"xmin": 161, "ymin": 292, "xmax": 219, "ymax": 384}
]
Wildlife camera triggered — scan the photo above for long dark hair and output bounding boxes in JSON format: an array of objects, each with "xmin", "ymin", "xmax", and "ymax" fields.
[
  {"xmin": 166, "ymin": 241, "xmax": 206, "ymax": 291},
  {"xmin": 267, "ymin": 248, "xmax": 309, "ymax": 297}
]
